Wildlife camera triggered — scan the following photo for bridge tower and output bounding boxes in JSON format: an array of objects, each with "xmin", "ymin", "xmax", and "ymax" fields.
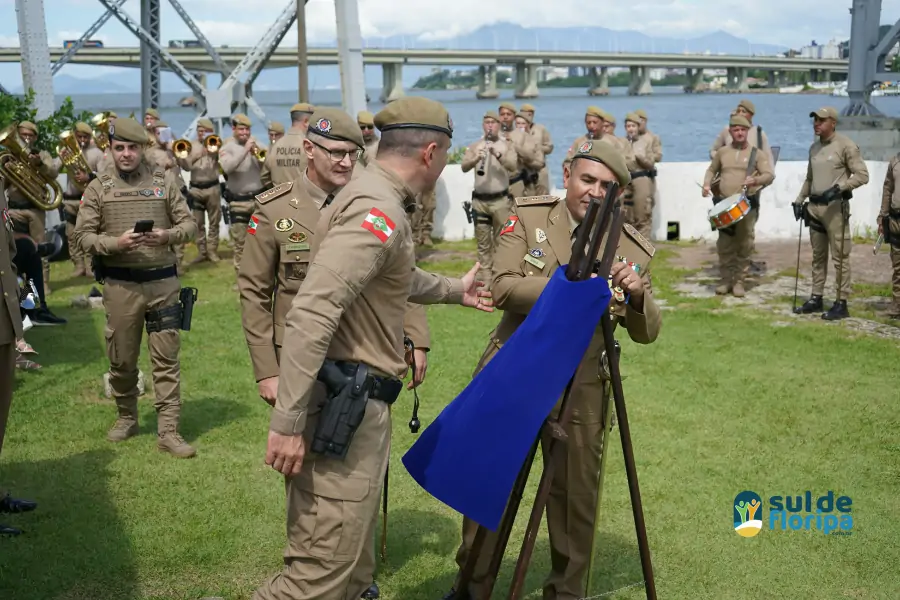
[{"xmin": 14, "ymin": 0, "xmax": 368, "ymax": 137}]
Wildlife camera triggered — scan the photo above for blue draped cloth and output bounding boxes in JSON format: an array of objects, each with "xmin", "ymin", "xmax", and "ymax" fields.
[{"xmin": 401, "ymin": 268, "xmax": 613, "ymax": 530}]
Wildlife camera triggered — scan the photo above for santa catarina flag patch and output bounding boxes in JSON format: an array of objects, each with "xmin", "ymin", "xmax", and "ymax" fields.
[
  {"xmin": 247, "ymin": 215, "xmax": 259, "ymax": 235},
  {"xmin": 361, "ymin": 208, "xmax": 395, "ymax": 243},
  {"xmin": 500, "ymin": 215, "xmax": 519, "ymax": 235}
]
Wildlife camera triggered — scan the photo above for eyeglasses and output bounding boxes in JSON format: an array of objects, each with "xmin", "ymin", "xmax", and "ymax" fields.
[{"xmin": 310, "ymin": 139, "xmax": 362, "ymax": 162}]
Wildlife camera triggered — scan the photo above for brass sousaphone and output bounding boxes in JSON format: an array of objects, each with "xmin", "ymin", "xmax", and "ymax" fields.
[
  {"xmin": 0, "ymin": 124, "xmax": 63, "ymax": 210},
  {"xmin": 57, "ymin": 129, "xmax": 93, "ymax": 192},
  {"xmin": 91, "ymin": 111, "xmax": 113, "ymax": 151}
]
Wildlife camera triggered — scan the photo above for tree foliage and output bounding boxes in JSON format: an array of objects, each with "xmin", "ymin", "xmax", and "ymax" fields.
[{"xmin": 0, "ymin": 90, "xmax": 95, "ymax": 154}]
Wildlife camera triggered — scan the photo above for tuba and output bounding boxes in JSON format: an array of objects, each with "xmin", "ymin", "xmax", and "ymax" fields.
[
  {"xmin": 204, "ymin": 134, "xmax": 222, "ymax": 154},
  {"xmin": 173, "ymin": 138, "xmax": 192, "ymax": 159},
  {"xmin": 91, "ymin": 111, "xmax": 112, "ymax": 151},
  {"xmin": 0, "ymin": 124, "xmax": 63, "ymax": 211},
  {"xmin": 56, "ymin": 130, "xmax": 93, "ymax": 192}
]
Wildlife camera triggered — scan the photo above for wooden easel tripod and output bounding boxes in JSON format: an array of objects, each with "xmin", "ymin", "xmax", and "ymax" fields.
[{"xmin": 453, "ymin": 185, "xmax": 657, "ymax": 600}]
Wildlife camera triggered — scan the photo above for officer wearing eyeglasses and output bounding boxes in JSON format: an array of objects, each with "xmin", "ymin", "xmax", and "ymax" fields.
[{"xmin": 357, "ymin": 110, "xmax": 380, "ymax": 167}]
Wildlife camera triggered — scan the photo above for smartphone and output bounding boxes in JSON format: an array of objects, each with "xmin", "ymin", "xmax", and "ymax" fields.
[{"xmin": 134, "ymin": 220, "xmax": 154, "ymax": 234}]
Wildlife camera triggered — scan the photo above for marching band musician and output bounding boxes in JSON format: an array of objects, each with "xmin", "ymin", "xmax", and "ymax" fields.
[
  {"xmin": 57, "ymin": 121, "xmax": 103, "ymax": 277},
  {"xmin": 461, "ymin": 111, "xmax": 519, "ymax": 285},
  {"xmin": 562, "ymin": 106, "xmax": 605, "ymax": 171},
  {"xmin": 702, "ymin": 113, "xmax": 774, "ymax": 298},
  {"xmin": 518, "ymin": 103, "xmax": 554, "ymax": 195},
  {"xmin": 260, "ymin": 103, "xmax": 315, "ymax": 189},
  {"xmin": 176, "ymin": 117, "xmax": 222, "ymax": 264},
  {"xmin": 625, "ymin": 112, "xmax": 656, "ymax": 239},
  {"xmin": 147, "ymin": 121, "xmax": 190, "ymax": 275},
  {"xmin": 497, "ymin": 102, "xmax": 544, "ymax": 198}
]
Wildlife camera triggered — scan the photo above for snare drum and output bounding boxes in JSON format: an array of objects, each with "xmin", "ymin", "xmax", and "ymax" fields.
[{"xmin": 708, "ymin": 192, "xmax": 752, "ymax": 230}]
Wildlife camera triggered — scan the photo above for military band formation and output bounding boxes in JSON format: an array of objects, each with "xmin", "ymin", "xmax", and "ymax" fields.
[{"xmin": 0, "ymin": 89, "xmax": 891, "ymax": 600}]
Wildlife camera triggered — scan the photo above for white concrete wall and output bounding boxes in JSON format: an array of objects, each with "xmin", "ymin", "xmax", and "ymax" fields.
[{"xmin": 434, "ymin": 162, "xmax": 889, "ymax": 243}]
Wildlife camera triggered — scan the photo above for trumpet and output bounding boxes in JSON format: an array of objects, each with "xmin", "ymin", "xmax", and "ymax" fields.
[
  {"xmin": 56, "ymin": 130, "xmax": 93, "ymax": 192},
  {"xmin": 0, "ymin": 124, "xmax": 63, "ymax": 211},
  {"xmin": 252, "ymin": 146, "xmax": 267, "ymax": 163},
  {"xmin": 91, "ymin": 111, "xmax": 113, "ymax": 151},
  {"xmin": 204, "ymin": 134, "xmax": 222, "ymax": 154},
  {"xmin": 173, "ymin": 138, "xmax": 192, "ymax": 159}
]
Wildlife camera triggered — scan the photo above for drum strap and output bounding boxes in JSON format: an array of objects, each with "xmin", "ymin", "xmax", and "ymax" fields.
[{"xmin": 718, "ymin": 227, "xmax": 737, "ymax": 237}]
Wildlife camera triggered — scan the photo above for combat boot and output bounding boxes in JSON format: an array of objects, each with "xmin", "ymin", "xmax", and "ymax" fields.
[
  {"xmin": 157, "ymin": 424, "xmax": 196, "ymax": 458},
  {"xmin": 794, "ymin": 294, "xmax": 823, "ymax": 314},
  {"xmin": 107, "ymin": 417, "xmax": 139, "ymax": 442},
  {"xmin": 208, "ymin": 252, "xmax": 221, "ymax": 263},
  {"xmin": 361, "ymin": 581, "xmax": 380, "ymax": 599},
  {"xmin": 732, "ymin": 282, "xmax": 746, "ymax": 298},
  {"xmin": 822, "ymin": 299, "xmax": 849, "ymax": 321},
  {"xmin": 72, "ymin": 259, "xmax": 87, "ymax": 278},
  {"xmin": 715, "ymin": 280, "xmax": 731, "ymax": 295}
]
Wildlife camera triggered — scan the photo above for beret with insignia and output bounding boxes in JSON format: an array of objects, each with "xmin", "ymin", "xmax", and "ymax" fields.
[
  {"xmin": 586, "ymin": 106, "xmax": 604, "ymax": 119},
  {"xmin": 516, "ymin": 112, "xmax": 533, "ymax": 124},
  {"xmin": 74, "ymin": 121, "xmax": 93, "ymax": 135},
  {"xmin": 109, "ymin": 118, "xmax": 148, "ymax": 144},
  {"xmin": 484, "ymin": 110, "xmax": 500, "ymax": 122},
  {"xmin": 375, "ymin": 97, "xmax": 453, "ymax": 139},
  {"xmin": 499, "ymin": 101, "xmax": 517, "ymax": 113},
  {"xmin": 604, "ymin": 113, "xmax": 617, "ymax": 125},
  {"xmin": 572, "ymin": 140, "xmax": 631, "ymax": 187},
  {"xmin": 232, "ymin": 113, "xmax": 252, "ymax": 127},
  {"xmin": 18, "ymin": 121, "xmax": 38, "ymax": 135},
  {"xmin": 309, "ymin": 107, "xmax": 365, "ymax": 147},
  {"xmin": 197, "ymin": 117, "xmax": 215, "ymax": 130},
  {"xmin": 730, "ymin": 114, "xmax": 751, "ymax": 128}
]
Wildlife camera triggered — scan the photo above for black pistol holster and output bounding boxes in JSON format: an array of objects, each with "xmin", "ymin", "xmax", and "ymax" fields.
[
  {"xmin": 312, "ymin": 360, "xmax": 403, "ymax": 460},
  {"xmin": 463, "ymin": 200, "xmax": 473, "ymax": 224},
  {"xmin": 145, "ymin": 287, "xmax": 198, "ymax": 333}
]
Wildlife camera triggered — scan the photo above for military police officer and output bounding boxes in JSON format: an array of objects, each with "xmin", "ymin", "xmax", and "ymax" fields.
[
  {"xmin": 254, "ymin": 97, "xmax": 492, "ymax": 600},
  {"xmin": 358, "ymin": 110, "xmax": 380, "ymax": 167},
  {"xmin": 59, "ymin": 121, "xmax": 104, "ymax": 277},
  {"xmin": 703, "ymin": 114, "xmax": 775, "ymax": 297},
  {"xmin": 498, "ymin": 102, "xmax": 544, "ymax": 198},
  {"xmin": 177, "ymin": 117, "xmax": 222, "ymax": 264},
  {"xmin": 519, "ymin": 103, "xmax": 553, "ymax": 195},
  {"xmin": 445, "ymin": 140, "xmax": 661, "ymax": 600},
  {"xmin": 624, "ymin": 112, "xmax": 655, "ymax": 239},
  {"xmin": 879, "ymin": 152, "xmax": 900, "ymax": 318},
  {"xmin": 793, "ymin": 107, "xmax": 869, "ymax": 320},
  {"xmin": 72, "ymin": 118, "xmax": 197, "ymax": 457},
  {"xmin": 261, "ymin": 103, "xmax": 315, "ymax": 188},
  {"xmin": 268, "ymin": 122, "xmax": 285, "ymax": 146},
  {"xmin": 562, "ymin": 106, "xmax": 606, "ymax": 170}
]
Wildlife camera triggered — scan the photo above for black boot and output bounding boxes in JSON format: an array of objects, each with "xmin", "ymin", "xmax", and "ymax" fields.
[
  {"xmin": 0, "ymin": 494, "xmax": 37, "ymax": 514},
  {"xmin": 0, "ymin": 523, "xmax": 22, "ymax": 536},
  {"xmin": 794, "ymin": 295, "xmax": 823, "ymax": 314},
  {"xmin": 29, "ymin": 305, "xmax": 67, "ymax": 326},
  {"xmin": 442, "ymin": 588, "xmax": 470, "ymax": 600},
  {"xmin": 822, "ymin": 299, "xmax": 849, "ymax": 321},
  {"xmin": 361, "ymin": 581, "xmax": 379, "ymax": 599}
]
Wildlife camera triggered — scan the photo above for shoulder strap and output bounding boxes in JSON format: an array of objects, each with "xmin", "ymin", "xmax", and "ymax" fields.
[
  {"xmin": 622, "ymin": 223, "xmax": 656, "ymax": 258},
  {"xmin": 152, "ymin": 169, "xmax": 165, "ymax": 188},
  {"xmin": 255, "ymin": 182, "xmax": 293, "ymax": 205},
  {"xmin": 515, "ymin": 195, "xmax": 560, "ymax": 208}
]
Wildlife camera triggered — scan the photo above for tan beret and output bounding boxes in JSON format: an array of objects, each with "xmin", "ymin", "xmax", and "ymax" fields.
[
  {"xmin": 604, "ymin": 113, "xmax": 617, "ymax": 125},
  {"xmin": 145, "ymin": 108, "xmax": 160, "ymax": 119},
  {"xmin": 520, "ymin": 103, "xmax": 536, "ymax": 112},
  {"xmin": 586, "ymin": 106, "xmax": 604, "ymax": 119},
  {"xmin": 197, "ymin": 118, "xmax": 214, "ymax": 130},
  {"xmin": 109, "ymin": 118, "xmax": 148, "ymax": 144},
  {"xmin": 18, "ymin": 121, "xmax": 37, "ymax": 135},
  {"xmin": 74, "ymin": 121, "xmax": 93, "ymax": 135},
  {"xmin": 268, "ymin": 121, "xmax": 285, "ymax": 134},
  {"xmin": 232, "ymin": 113, "xmax": 252, "ymax": 127},
  {"xmin": 516, "ymin": 112, "xmax": 533, "ymax": 124},
  {"xmin": 290, "ymin": 103, "xmax": 315, "ymax": 114},
  {"xmin": 625, "ymin": 112, "xmax": 642, "ymax": 125},
  {"xmin": 357, "ymin": 110, "xmax": 375, "ymax": 126},
  {"xmin": 154, "ymin": 120, "xmax": 168, "ymax": 128},
  {"xmin": 375, "ymin": 97, "xmax": 453, "ymax": 139},
  {"xmin": 483, "ymin": 110, "xmax": 500, "ymax": 122},
  {"xmin": 634, "ymin": 109, "xmax": 648, "ymax": 120},
  {"xmin": 107, "ymin": 111, "xmax": 118, "ymax": 118},
  {"xmin": 571, "ymin": 139, "xmax": 631, "ymax": 187},
  {"xmin": 499, "ymin": 102, "xmax": 517, "ymax": 113},
  {"xmin": 737, "ymin": 99, "xmax": 756, "ymax": 115},
  {"xmin": 810, "ymin": 106, "xmax": 839, "ymax": 121},
  {"xmin": 730, "ymin": 114, "xmax": 751, "ymax": 128},
  {"xmin": 308, "ymin": 107, "xmax": 365, "ymax": 147}
]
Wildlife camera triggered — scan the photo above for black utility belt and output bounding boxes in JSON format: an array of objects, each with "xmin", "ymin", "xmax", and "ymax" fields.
[
  {"xmin": 8, "ymin": 200, "xmax": 32, "ymax": 210},
  {"xmin": 103, "ymin": 264, "xmax": 177, "ymax": 283},
  {"xmin": 63, "ymin": 193, "xmax": 82, "ymax": 201},
  {"xmin": 191, "ymin": 180, "xmax": 219, "ymax": 190},
  {"xmin": 224, "ymin": 189, "xmax": 264, "ymax": 202},
  {"xmin": 472, "ymin": 189, "xmax": 509, "ymax": 201}
]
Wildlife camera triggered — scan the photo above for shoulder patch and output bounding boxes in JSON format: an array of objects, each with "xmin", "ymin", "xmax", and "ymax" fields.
[
  {"xmin": 500, "ymin": 215, "xmax": 519, "ymax": 236},
  {"xmin": 256, "ymin": 182, "xmax": 293, "ymax": 205},
  {"xmin": 622, "ymin": 223, "xmax": 655, "ymax": 258},
  {"xmin": 515, "ymin": 195, "xmax": 560, "ymax": 208},
  {"xmin": 99, "ymin": 173, "xmax": 115, "ymax": 192}
]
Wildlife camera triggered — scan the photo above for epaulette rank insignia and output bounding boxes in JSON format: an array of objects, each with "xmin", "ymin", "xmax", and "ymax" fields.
[
  {"xmin": 622, "ymin": 223, "xmax": 655, "ymax": 258},
  {"xmin": 515, "ymin": 195, "xmax": 559, "ymax": 207},
  {"xmin": 99, "ymin": 173, "xmax": 115, "ymax": 192},
  {"xmin": 256, "ymin": 182, "xmax": 293, "ymax": 205}
]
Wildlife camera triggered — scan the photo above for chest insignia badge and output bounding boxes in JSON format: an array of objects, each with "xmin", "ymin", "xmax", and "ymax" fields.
[
  {"xmin": 529, "ymin": 247, "xmax": 544, "ymax": 258},
  {"xmin": 535, "ymin": 228, "xmax": 547, "ymax": 243},
  {"xmin": 154, "ymin": 187, "xmax": 164, "ymax": 197},
  {"xmin": 139, "ymin": 189, "xmax": 153, "ymax": 197},
  {"xmin": 288, "ymin": 231, "xmax": 307, "ymax": 243},
  {"xmin": 275, "ymin": 218, "xmax": 294, "ymax": 232}
]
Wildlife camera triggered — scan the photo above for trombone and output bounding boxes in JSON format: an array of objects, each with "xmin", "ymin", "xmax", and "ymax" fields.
[
  {"xmin": 173, "ymin": 138, "xmax": 192, "ymax": 160},
  {"xmin": 56, "ymin": 129, "xmax": 93, "ymax": 192}
]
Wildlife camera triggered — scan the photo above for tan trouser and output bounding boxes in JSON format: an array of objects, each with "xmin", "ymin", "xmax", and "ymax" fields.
[
  {"xmin": 9, "ymin": 208, "xmax": 48, "ymax": 291},
  {"xmin": 453, "ymin": 412, "xmax": 607, "ymax": 600},
  {"xmin": 63, "ymin": 200, "xmax": 86, "ymax": 267},
  {"xmin": 253, "ymin": 393, "xmax": 391, "ymax": 600},
  {"xmin": 411, "ymin": 187, "xmax": 436, "ymax": 243},
  {"xmin": 807, "ymin": 200, "xmax": 851, "ymax": 299},
  {"xmin": 716, "ymin": 209, "xmax": 755, "ymax": 284},
  {"xmin": 228, "ymin": 200, "xmax": 255, "ymax": 275},
  {"xmin": 628, "ymin": 177, "xmax": 653, "ymax": 240},
  {"xmin": 102, "ymin": 275, "xmax": 182, "ymax": 432},
  {"xmin": 889, "ymin": 218, "xmax": 900, "ymax": 312},
  {"xmin": 191, "ymin": 184, "xmax": 222, "ymax": 258},
  {"xmin": 472, "ymin": 195, "xmax": 513, "ymax": 284},
  {"xmin": 536, "ymin": 165, "xmax": 551, "ymax": 196},
  {"xmin": 0, "ymin": 341, "xmax": 14, "ymax": 457}
]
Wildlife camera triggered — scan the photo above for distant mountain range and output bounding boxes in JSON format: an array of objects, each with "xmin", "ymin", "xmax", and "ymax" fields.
[{"xmin": 13, "ymin": 23, "xmax": 800, "ymax": 95}]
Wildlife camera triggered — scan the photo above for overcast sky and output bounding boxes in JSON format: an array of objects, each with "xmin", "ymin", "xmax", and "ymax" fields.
[{"xmin": 0, "ymin": 0, "xmax": 897, "ymax": 85}]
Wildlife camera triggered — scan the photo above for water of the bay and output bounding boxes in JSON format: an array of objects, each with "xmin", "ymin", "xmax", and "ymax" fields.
[{"xmin": 60, "ymin": 86, "xmax": 900, "ymax": 188}]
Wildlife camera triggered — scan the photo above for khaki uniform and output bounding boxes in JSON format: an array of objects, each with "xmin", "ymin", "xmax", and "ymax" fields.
[
  {"xmin": 411, "ymin": 186, "xmax": 436, "ymax": 246},
  {"xmin": 178, "ymin": 140, "xmax": 222, "ymax": 260},
  {"xmin": 7, "ymin": 149, "xmax": 58, "ymax": 292},
  {"xmin": 72, "ymin": 161, "xmax": 197, "ymax": 444},
  {"xmin": 638, "ymin": 129, "xmax": 662, "ymax": 214},
  {"xmin": 220, "ymin": 136, "xmax": 265, "ymax": 275},
  {"xmin": 254, "ymin": 160, "xmax": 464, "ymax": 600},
  {"xmin": 461, "ymin": 137, "xmax": 519, "ymax": 283},
  {"xmin": 0, "ymin": 183, "xmax": 24, "ymax": 462},
  {"xmin": 261, "ymin": 130, "xmax": 308, "ymax": 189},
  {"xmin": 796, "ymin": 133, "xmax": 869, "ymax": 300},
  {"xmin": 879, "ymin": 155, "xmax": 900, "ymax": 313},
  {"xmin": 530, "ymin": 123, "xmax": 554, "ymax": 195},
  {"xmin": 60, "ymin": 145, "xmax": 104, "ymax": 273},
  {"xmin": 711, "ymin": 124, "xmax": 772, "ymax": 244},
  {"xmin": 359, "ymin": 138, "xmax": 380, "ymax": 168},
  {"xmin": 503, "ymin": 128, "xmax": 544, "ymax": 198},
  {"xmin": 146, "ymin": 144, "xmax": 189, "ymax": 271},
  {"xmin": 452, "ymin": 195, "xmax": 661, "ymax": 600},
  {"xmin": 704, "ymin": 145, "xmax": 775, "ymax": 286},
  {"xmin": 626, "ymin": 134, "xmax": 655, "ymax": 239}
]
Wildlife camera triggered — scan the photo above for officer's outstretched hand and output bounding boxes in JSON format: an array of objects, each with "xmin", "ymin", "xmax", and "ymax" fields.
[
  {"xmin": 265, "ymin": 431, "xmax": 305, "ymax": 476},
  {"xmin": 460, "ymin": 262, "xmax": 494, "ymax": 313}
]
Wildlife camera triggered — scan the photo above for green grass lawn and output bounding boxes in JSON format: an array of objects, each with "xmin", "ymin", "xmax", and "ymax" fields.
[{"xmin": 2, "ymin": 240, "xmax": 899, "ymax": 600}]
